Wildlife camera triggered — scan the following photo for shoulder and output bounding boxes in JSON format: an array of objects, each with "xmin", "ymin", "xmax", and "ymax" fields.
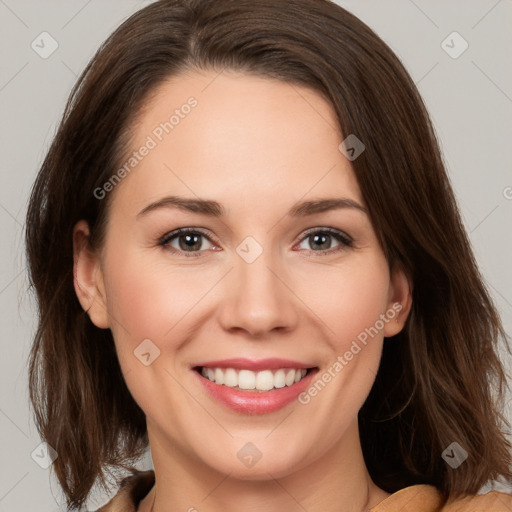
[
  {"xmin": 370, "ymin": 484, "xmax": 512, "ymax": 512},
  {"xmin": 93, "ymin": 469, "xmax": 155, "ymax": 512},
  {"xmin": 443, "ymin": 489, "xmax": 512, "ymax": 511}
]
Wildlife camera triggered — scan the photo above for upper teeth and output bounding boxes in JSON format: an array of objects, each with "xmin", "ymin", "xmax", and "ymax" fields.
[{"xmin": 200, "ymin": 367, "xmax": 308, "ymax": 391}]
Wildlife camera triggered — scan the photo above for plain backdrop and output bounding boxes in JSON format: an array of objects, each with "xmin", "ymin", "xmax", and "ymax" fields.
[{"xmin": 0, "ymin": 0, "xmax": 511, "ymax": 510}]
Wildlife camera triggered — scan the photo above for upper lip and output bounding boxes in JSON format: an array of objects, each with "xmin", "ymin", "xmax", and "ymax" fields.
[{"xmin": 193, "ymin": 358, "xmax": 315, "ymax": 372}]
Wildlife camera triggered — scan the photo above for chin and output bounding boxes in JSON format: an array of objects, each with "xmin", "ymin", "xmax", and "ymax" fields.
[{"xmin": 197, "ymin": 438, "xmax": 313, "ymax": 481}]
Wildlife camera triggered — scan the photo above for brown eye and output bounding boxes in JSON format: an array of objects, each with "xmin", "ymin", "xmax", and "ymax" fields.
[
  {"xmin": 175, "ymin": 233, "xmax": 205, "ymax": 251},
  {"xmin": 296, "ymin": 228, "xmax": 353, "ymax": 255},
  {"xmin": 159, "ymin": 228, "xmax": 215, "ymax": 256},
  {"xmin": 307, "ymin": 233, "xmax": 334, "ymax": 251}
]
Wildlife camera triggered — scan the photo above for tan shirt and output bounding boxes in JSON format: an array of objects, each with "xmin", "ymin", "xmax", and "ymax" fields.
[{"xmin": 94, "ymin": 469, "xmax": 512, "ymax": 511}]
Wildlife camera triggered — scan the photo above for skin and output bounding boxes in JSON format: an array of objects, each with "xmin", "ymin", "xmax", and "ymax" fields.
[{"xmin": 73, "ymin": 69, "xmax": 412, "ymax": 512}]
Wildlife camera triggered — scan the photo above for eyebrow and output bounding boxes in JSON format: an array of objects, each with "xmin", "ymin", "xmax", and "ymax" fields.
[{"xmin": 136, "ymin": 195, "xmax": 368, "ymax": 219}]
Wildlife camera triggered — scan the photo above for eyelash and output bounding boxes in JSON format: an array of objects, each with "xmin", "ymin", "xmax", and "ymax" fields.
[{"xmin": 157, "ymin": 227, "xmax": 354, "ymax": 258}]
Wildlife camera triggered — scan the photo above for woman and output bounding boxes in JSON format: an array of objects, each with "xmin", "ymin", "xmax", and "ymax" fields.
[{"xmin": 25, "ymin": 0, "xmax": 512, "ymax": 511}]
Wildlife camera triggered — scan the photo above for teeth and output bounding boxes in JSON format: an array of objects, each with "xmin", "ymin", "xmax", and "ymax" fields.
[
  {"xmin": 239, "ymin": 369, "xmax": 255, "ymax": 390},
  {"xmin": 214, "ymin": 368, "xmax": 224, "ymax": 385},
  {"xmin": 256, "ymin": 370, "xmax": 274, "ymax": 391},
  {"xmin": 224, "ymin": 368, "xmax": 237, "ymax": 387},
  {"xmin": 285, "ymin": 369, "xmax": 296, "ymax": 386},
  {"xmin": 200, "ymin": 367, "xmax": 308, "ymax": 391},
  {"xmin": 274, "ymin": 369, "xmax": 286, "ymax": 388}
]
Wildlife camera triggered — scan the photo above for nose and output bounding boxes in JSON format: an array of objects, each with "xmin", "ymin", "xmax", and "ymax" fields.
[{"xmin": 217, "ymin": 246, "xmax": 299, "ymax": 338}]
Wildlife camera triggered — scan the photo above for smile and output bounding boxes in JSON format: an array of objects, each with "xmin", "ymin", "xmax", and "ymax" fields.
[
  {"xmin": 192, "ymin": 358, "xmax": 319, "ymax": 414},
  {"xmin": 199, "ymin": 366, "xmax": 309, "ymax": 392}
]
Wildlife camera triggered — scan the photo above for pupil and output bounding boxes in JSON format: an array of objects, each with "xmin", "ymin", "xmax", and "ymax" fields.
[
  {"xmin": 180, "ymin": 234, "xmax": 201, "ymax": 251},
  {"xmin": 312, "ymin": 233, "xmax": 330, "ymax": 250}
]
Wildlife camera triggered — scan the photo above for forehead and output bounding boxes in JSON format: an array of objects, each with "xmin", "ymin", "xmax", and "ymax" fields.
[{"xmin": 110, "ymin": 69, "xmax": 363, "ymax": 215}]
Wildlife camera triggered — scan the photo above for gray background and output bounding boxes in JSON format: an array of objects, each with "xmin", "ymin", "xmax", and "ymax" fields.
[{"xmin": 1, "ymin": 0, "xmax": 511, "ymax": 510}]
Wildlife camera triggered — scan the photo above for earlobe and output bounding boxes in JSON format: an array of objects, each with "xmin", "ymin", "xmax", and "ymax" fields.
[
  {"xmin": 72, "ymin": 220, "xmax": 110, "ymax": 329},
  {"xmin": 384, "ymin": 266, "xmax": 412, "ymax": 338}
]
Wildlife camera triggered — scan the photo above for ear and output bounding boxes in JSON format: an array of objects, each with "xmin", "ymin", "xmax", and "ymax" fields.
[
  {"xmin": 73, "ymin": 220, "xmax": 110, "ymax": 329},
  {"xmin": 383, "ymin": 265, "xmax": 412, "ymax": 338}
]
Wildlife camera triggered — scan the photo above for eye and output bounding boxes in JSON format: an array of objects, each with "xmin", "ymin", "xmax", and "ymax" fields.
[
  {"xmin": 158, "ymin": 226, "xmax": 353, "ymax": 258},
  {"xmin": 295, "ymin": 227, "xmax": 353, "ymax": 256},
  {"xmin": 158, "ymin": 228, "xmax": 216, "ymax": 257}
]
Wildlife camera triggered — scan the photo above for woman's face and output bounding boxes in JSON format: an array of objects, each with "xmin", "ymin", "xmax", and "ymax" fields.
[{"xmin": 74, "ymin": 69, "xmax": 410, "ymax": 480}]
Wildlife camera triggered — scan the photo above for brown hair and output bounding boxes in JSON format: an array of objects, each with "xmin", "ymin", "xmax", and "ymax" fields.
[{"xmin": 25, "ymin": 0, "xmax": 512, "ymax": 509}]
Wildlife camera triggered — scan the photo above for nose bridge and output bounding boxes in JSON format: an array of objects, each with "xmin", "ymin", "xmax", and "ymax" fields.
[{"xmin": 218, "ymin": 235, "xmax": 298, "ymax": 335}]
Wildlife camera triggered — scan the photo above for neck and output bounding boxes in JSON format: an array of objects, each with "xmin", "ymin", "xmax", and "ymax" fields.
[{"xmin": 140, "ymin": 417, "xmax": 389, "ymax": 512}]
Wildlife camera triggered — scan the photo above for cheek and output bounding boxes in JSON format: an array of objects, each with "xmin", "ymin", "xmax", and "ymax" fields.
[
  {"xmin": 291, "ymin": 252, "xmax": 391, "ymax": 350},
  {"xmin": 288, "ymin": 252, "xmax": 391, "ymax": 428},
  {"xmin": 101, "ymin": 242, "xmax": 222, "ymax": 373},
  {"xmin": 100, "ymin": 248, "xmax": 215, "ymax": 419},
  {"xmin": 287, "ymin": 256, "xmax": 391, "ymax": 457}
]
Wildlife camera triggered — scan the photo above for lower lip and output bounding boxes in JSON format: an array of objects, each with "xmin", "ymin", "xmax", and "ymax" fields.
[{"xmin": 194, "ymin": 368, "xmax": 318, "ymax": 414}]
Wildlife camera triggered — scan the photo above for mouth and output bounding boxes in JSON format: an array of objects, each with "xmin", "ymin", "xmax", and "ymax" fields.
[
  {"xmin": 192, "ymin": 358, "xmax": 319, "ymax": 414},
  {"xmin": 193, "ymin": 366, "xmax": 316, "ymax": 392}
]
